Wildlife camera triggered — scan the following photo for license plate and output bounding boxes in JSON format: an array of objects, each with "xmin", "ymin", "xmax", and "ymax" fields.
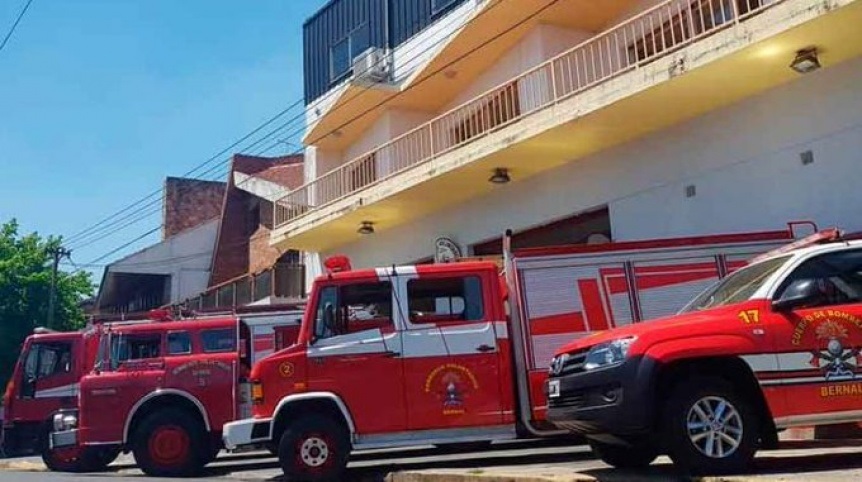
[{"xmin": 548, "ymin": 379, "xmax": 560, "ymax": 399}]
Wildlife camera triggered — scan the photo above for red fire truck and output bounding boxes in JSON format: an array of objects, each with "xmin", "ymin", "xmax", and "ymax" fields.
[
  {"xmin": 4, "ymin": 307, "xmax": 302, "ymax": 475},
  {"xmin": 545, "ymin": 230, "xmax": 862, "ymax": 475},
  {"xmin": 221, "ymin": 224, "xmax": 813, "ymax": 480}
]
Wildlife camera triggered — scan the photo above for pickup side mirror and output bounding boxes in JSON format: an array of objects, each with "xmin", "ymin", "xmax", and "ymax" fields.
[{"xmin": 773, "ymin": 279, "xmax": 823, "ymax": 312}]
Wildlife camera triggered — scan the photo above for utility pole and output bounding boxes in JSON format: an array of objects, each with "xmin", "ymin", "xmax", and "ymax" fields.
[{"xmin": 47, "ymin": 246, "xmax": 71, "ymax": 330}]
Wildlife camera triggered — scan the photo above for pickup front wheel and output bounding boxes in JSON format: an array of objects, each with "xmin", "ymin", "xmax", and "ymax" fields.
[
  {"xmin": 278, "ymin": 414, "xmax": 350, "ymax": 482},
  {"xmin": 662, "ymin": 376, "xmax": 759, "ymax": 474}
]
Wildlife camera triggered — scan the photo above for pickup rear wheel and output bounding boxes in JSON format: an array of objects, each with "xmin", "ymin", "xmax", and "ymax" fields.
[
  {"xmin": 588, "ymin": 438, "xmax": 658, "ymax": 468},
  {"xmin": 278, "ymin": 414, "xmax": 350, "ymax": 482},
  {"xmin": 132, "ymin": 408, "xmax": 206, "ymax": 477},
  {"xmin": 662, "ymin": 376, "xmax": 759, "ymax": 474}
]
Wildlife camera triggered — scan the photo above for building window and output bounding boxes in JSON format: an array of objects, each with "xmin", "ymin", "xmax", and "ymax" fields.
[
  {"xmin": 431, "ymin": 0, "xmax": 458, "ymax": 16},
  {"xmin": 330, "ymin": 23, "xmax": 372, "ymax": 82},
  {"xmin": 407, "ymin": 276, "xmax": 484, "ymax": 324}
]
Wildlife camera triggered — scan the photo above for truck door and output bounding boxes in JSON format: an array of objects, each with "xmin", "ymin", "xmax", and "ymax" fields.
[
  {"xmin": 767, "ymin": 248, "xmax": 862, "ymax": 419},
  {"xmin": 18, "ymin": 340, "xmax": 78, "ymax": 420},
  {"xmin": 401, "ymin": 273, "xmax": 503, "ymax": 431},
  {"xmin": 306, "ymin": 281, "xmax": 406, "ymax": 434}
]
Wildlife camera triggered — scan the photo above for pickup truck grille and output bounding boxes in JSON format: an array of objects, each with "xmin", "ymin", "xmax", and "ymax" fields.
[{"xmin": 558, "ymin": 350, "xmax": 588, "ymax": 376}]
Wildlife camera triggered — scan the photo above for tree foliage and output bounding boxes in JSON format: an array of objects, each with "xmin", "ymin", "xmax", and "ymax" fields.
[{"xmin": 0, "ymin": 220, "xmax": 94, "ymax": 389}]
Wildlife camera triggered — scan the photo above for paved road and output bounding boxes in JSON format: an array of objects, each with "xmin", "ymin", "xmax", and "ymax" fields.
[{"xmin": 3, "ymin": 439, "xmax": 862, "ymax": 481}]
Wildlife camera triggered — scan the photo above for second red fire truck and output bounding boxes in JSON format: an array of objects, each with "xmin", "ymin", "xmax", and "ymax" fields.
[
  {"xmin": 221, "ymin": 224, "xmax": 813, "ymax": 481},
  {"xmin": 22, "ymin": 307, "xmax": 302, "ymax": 475}
]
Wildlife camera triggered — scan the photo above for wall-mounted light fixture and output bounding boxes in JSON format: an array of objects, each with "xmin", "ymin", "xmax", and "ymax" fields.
[
  {"xmin": 357, "ymin": 221, "xmax": 375, "ymax": 235},
  {"xmin": 790, "ymin": 47, "xmax": 821, "ymax": 74},
  {"xmin": 489, "ymin": 167, "xmax": 511, "ymax": 184}
]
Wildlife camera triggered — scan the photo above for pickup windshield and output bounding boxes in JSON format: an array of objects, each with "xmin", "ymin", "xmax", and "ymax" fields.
[{"xmin": 680, "ymin": 255, "xmax": 791, "ymax": 313}]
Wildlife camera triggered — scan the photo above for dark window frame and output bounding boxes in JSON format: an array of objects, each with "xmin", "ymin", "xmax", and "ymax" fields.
[
  {"xmin": 166, "ymin": 331, "xmax": 192, "ymax": 356},
  {"xmin": 201, "ymin": 328, "xmax": 238, "ymax": 354},
  {"xmin": 431, "ymin": 0, "xmax": 459, "ymax": 17},
  {"xmin": 407, "ymin": 275, "xmax": 485, "ymax": 324},
  {"xmin": 329, "ymin": 22, "xmax": 372, "ymax": 83}
]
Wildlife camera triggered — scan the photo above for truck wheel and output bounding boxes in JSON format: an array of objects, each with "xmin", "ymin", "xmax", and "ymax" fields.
[
  {"xmin": 132, "ymin": 408, "xmax": 206, "ymax": 477},
  {"xmin": 588, "ymin": 438, "xmax": 658, "ymax": 468},
  {"xmin": 278, "ymin": 414, "xmax": 350, "ymax": 482},
  {"xmin": 662, "ymin": 377, "xmax": 759, "ymax": 475}
]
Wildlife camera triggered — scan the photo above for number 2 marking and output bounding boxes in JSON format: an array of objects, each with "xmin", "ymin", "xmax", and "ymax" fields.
[{"xmin": 738, "ymin": 309, "xmax": 760, "ymax": 324}]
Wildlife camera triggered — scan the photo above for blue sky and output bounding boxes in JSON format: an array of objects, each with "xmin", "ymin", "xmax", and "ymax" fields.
[{"xmin": 0, "ymin": 0, "xmax": 324, "ymax": 279}]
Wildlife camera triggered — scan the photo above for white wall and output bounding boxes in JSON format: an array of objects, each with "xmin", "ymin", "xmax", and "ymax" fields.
[
  {"xmin": 108, "ymin": 219, "xmax": 219, "ymax": 303},
  {"xmin": 329, "ymin": 55, "xmax": 862, "ymax": 268}
]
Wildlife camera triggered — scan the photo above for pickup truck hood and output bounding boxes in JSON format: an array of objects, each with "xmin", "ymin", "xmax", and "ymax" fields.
[{"xmin": 553, "ymin": 302, "xmax": 754, "ymax": 355}]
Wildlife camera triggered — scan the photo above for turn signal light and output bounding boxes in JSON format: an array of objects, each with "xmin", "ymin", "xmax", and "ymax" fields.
[{"xmin": 251, "ymin": 381, "xmax": 264, "ymax": 404}]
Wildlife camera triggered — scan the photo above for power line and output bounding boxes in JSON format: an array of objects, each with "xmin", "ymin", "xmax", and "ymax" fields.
[
  {"xmin": 65, "ymin": 2, "xmax": 503, "ymax": 249},
  {"xmin": 76, "ymin": 0, "xmax": 542, "ymax": 263},
  {"xmin": 64, "ymin": 98, "xmax": 305, "ymax": 246},
  {"xmin": 0, "ymin": 0, "xmax": 34, "ymax": 54}
]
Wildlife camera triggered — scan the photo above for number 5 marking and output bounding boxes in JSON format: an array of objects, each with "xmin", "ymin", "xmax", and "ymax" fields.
[{"xmin": 738, "ymin": 309, "xmax": 760, "ymax": 324}]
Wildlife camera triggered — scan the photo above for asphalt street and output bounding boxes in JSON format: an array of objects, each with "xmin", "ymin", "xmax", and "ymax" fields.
[{"xmin": 3, "ymin": 439, "xmax": 862, "ymax": 481}]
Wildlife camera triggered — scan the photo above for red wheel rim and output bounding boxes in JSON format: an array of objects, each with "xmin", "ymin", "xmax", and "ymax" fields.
[
  {"xmin": 148, "ymin": 425, "xmax": 190, "ymax": 467},
  {"xmin": 295, "ymin": 432, "xmax": 334, "ymax": 472}
]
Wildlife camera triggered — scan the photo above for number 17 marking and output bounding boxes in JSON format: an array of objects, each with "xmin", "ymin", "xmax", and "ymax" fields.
[{"xmin": 738, "ymin": 309, "xmax": 760, "ymax": 324}]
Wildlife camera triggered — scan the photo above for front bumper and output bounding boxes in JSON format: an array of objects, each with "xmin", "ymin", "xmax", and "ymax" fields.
[
  {"xmin": 546, "ymin": 356, "xmax": 657, "ymax": 436},
  {"xmin": 49, "ymin": 429, "xmax": 78, "ymax": 449},
  {"xmin": 223, "ymin": 417, "xmax": 272, "ymax": 450}
]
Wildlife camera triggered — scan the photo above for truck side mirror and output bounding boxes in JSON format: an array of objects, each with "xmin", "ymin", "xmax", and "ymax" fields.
[{"xmin": 772, "ymin": 279, "xmax": 823, "ymax": 312}]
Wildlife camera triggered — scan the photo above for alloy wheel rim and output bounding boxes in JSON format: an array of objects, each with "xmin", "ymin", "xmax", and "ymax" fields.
[{"xmin": 686, "ymin": 395, "xmax": 743, "ymax": 458}]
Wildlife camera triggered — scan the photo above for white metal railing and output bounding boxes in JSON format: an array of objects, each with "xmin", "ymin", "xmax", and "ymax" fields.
[{"xmin": 275, "ymin": 0, "xmax": 782, "ymax": 228}]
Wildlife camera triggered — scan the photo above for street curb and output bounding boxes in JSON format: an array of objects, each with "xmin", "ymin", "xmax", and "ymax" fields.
[
  {"xmin": 0, "ymin": 460, "xmax": 46, "ymax": 472},
  {"xmin": 385, "ymin": 471, "xmax": 788, "ymax": 482}
]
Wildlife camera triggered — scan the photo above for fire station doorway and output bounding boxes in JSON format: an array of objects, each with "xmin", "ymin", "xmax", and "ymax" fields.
[{"xmin": 471, "ymin": 207, "xmax": 611, "ymax": 256}]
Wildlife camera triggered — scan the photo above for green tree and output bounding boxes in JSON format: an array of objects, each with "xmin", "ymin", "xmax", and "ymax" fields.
[{"xmin": 0, "ymin": 219, "xmax": 94, "ymax": 389}]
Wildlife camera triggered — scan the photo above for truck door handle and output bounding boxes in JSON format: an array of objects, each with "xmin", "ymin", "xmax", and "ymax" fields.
[
  {"xmin": 476, "ymin": 344, "xmax": 496, "ymax": 353},
  {"xmin": 383, "ymin": 351, "xmax": 401, "ymax": 358}
]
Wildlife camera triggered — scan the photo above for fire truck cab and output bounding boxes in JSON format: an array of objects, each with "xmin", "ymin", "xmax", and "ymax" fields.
[
  {"xmin": 48, "ymin": 309, "xmax": 303, "ymax": 476},
  {"xmin": 1, "ymin": 328, "xmax": 96, "ymax": 460},
  {"xmin": 223, "ymin": 225, "xmax": 809, "ymax": 481},
  {"xmin": 546, "ymin": 233, "xmax": 862, "ymax": 474}
]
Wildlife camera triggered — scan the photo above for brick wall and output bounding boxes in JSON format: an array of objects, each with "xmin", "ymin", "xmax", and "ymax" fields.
[{"xmin": 163, "ymin": 177, "xmax": 226, "ymax": 239}]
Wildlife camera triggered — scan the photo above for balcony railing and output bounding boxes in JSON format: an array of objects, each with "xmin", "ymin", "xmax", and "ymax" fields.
[
  {"xmin": 275, "ymin": 0, "xmax": 781, "ymax": 228},
  {"xmin": 180, "ymin": 263, "xmax": 306, "ymax": 311}
]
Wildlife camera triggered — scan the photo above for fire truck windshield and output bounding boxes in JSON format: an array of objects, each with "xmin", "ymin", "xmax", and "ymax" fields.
[{"xmin": 680, "ymin": 255, "xmax": 792, "ymax": 313}]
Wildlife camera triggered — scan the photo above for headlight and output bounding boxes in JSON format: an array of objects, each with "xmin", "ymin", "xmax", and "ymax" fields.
[
  {"xmin": 52, "ymin": 412, "xmax": 78, "ymax": 431},
  {"xmin": 584, "ymin": 337, "xmax": 637, "ymax": 371}
]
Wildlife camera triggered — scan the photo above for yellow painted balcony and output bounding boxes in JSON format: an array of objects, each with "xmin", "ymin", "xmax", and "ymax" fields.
[{"xmin": 274, "ymin": 0, "xmax": 862, "ymax": 252}]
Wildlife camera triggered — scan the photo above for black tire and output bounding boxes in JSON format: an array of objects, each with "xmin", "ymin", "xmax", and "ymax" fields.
[
  {"xmin": 662, "ymin": 376, "xmax": 760, "ymax": 475},
  {"xmin": 266, "ymin": 441, "xmax": 279, "ymax": 456},
  {"xmin": 588, "ymin": 438, "xmax": 659, "ymax": 468},
  {"xmin": 277, "ymin": 413, "xmax": 350, "ymax": 482},
  {"xmin": 87, "ymin": 447, "xmax": 121, "ymax": 471},
  {"xmin": 131, "ymin": 408, "xmax": 207, "ymax": 477}
]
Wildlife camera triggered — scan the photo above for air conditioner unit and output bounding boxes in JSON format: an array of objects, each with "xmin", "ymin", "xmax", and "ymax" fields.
[{"xmin": 352, "ymin": 47, "xmax": 389, "ymax": 83}]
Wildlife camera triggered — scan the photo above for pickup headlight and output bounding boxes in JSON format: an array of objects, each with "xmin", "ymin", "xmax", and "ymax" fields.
[{"xmin": 584, "ymin": 337, "xmax": 637, "ymax": 371}]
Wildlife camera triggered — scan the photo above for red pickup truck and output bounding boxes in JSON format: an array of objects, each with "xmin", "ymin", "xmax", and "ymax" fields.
[{"xmin": 546, "ymin": 231, "xmax": 862, "ymax": 474}]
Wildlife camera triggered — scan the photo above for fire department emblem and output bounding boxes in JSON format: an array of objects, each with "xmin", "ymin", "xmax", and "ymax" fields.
[
  {"xmin": 424, "ymin": 364, "xmax": 479, "ymax": 415},
  {"xmin": 809, "ymin": 320, "xmax": 862, "ymax": 381}
]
